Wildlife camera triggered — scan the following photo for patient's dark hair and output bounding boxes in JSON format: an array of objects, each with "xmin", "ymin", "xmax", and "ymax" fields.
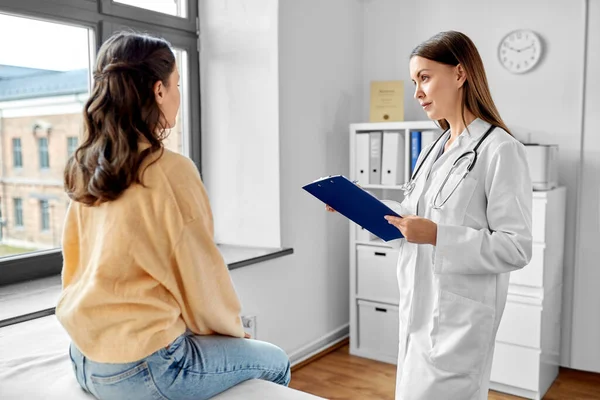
[
  {"xmin": 64, "ymin": 31, "xmax": 176, "ymax": 206},
  {"xmin": 411, "ymin": 31, "xmax": 511, "ymax": 135}
]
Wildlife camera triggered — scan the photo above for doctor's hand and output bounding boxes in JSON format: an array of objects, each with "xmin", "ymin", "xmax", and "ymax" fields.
[{"xmin": 384, "ymin": 215, "xmax": 437, "ymax": 246}]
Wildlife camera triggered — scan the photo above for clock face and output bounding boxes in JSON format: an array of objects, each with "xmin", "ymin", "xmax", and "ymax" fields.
[{"xmin": 498, "ymin": 30, "xmax": 542, "ymax": 74}]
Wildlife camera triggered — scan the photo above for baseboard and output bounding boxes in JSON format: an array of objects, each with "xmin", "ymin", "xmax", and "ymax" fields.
[
  {"xmin": 489, "ymin": 382, "xmax": 539, "ymax": 400},
  {"xmin": 289, "ymin": 324, "xmax": 349, "ymax": 369}
]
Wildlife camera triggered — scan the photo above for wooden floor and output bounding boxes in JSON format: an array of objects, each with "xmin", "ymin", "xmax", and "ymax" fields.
[{"xmin": 289, "ymin": 343, "xmax": 600, "ymax": 400}]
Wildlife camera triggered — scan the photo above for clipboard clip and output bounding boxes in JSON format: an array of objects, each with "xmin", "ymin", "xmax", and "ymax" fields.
[{"xmin": 314, "ymin": 175, "xmax": 359, "ymax": 187}]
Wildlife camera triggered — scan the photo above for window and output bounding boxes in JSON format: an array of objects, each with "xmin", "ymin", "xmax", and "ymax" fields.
[
  {"xmin": 162, "ymin": 49, "xmax": 189, "ymax": 155},
  {"xmin": 0, "ymin": 13, "xmax": 89, "ymax": 261},
  {"xmin": 113, "ymin": 0, "xmax": 187, "ymax": 17},
  {"xmin": 67, "ymin": 137, "xmax": 78, "ymax": 158},
  {"xmin": 40, "ymin": 200, "xmax": 50, "ymax": 232},
  {"xmin": 0, "ymin": 0, "xmax": 200, "ymax": 325},
  {"xmin": 13, "ymin": 198, "xmax": 23, "ymax": 228},
  {"xmin": 12, "ymin": 138, "xmax": 22, "ymax": 168},
  {"xmin": 0, "ymin": 197, "xmax": 3, "ymax": 242},
  {"xmin": 38, "ymin": 138, "xmax": 50, "ymax": 169}
]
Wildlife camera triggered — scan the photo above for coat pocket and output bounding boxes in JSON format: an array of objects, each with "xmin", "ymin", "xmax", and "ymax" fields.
[{"xmin": 429, "ymin": 290, "xmax": 495, "ymax": 375}]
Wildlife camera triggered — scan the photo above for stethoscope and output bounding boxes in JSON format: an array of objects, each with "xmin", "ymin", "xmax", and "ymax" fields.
[{"xmin": 400, "ymin": 124, "xmax": 497, "ymax": 209}]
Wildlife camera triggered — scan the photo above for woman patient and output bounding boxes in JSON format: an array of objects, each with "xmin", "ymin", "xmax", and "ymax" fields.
[{"xmin": 56, "ymin": 31, "xmax": 290, "ymax": 400}]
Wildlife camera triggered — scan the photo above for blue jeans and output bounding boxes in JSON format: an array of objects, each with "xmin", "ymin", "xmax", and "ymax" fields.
[{"xmin": 69, "ymin": 332, "xmax": 291, "ymax": 400}]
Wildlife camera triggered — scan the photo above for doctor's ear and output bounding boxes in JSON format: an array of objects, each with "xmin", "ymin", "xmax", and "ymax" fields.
[{"xmin": 455, "ymin": 64, "xmax": 467, "ymax": 88}]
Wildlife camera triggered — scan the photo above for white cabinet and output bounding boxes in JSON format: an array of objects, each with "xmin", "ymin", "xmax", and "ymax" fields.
[
  {"xmin": 349, "ymin": 120, "xmax": 440, "ymax": 364},
  {"xmin": 357, "ymin": 300, "xmax": 399, "ymax": 364},
  {"xmin": 356, "ymin": 245, "xmax": 400, "ymax": 305},
  {"xmin": 490, "ymin": 187, "xmax": 566, "ymax": 400}
]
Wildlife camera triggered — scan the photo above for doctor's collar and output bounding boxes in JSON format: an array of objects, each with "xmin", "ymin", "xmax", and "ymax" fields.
[{"xmin": 461, "ymin": 118, "xmax": 490, "ymax": 141}]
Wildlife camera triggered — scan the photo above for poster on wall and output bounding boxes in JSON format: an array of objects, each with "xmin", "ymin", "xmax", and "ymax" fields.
[{"xmin": 369, "ymin": 80, "xmax": 404, "ymax": 122}]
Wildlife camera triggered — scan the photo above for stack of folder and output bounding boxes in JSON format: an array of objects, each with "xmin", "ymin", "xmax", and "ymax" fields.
[{"xmin": 355, "ymin": 130, "xmax": 439, "ymax": 186}]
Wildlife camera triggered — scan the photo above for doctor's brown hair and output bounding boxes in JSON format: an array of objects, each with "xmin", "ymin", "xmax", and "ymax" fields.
[
  {"xmin": 64, "ymin": 31, "xmax": 175, "ymax": 206},
  {"xmin": 410, "ymin": 31, "xmax": 511, "ymax": 135}
]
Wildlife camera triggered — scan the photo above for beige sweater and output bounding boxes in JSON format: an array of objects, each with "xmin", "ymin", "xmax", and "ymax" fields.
[{"xmin": 55, "ymin": 148, "xmax": 245, "ymax": 363}]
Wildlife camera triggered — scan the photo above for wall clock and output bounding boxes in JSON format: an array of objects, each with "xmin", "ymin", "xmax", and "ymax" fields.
[{"xmin": 498, "ymin": 29, "xmax": 543, "ymax": 74}]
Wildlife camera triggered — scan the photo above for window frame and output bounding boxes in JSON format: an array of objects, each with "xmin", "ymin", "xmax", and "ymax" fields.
[
  {"xmin": 99, "ymin": 0, "xmax": 197, "ymax": 32},
  {"xmin": 0, "ymin": 0, "xmax": 201, "ymax": 289}
]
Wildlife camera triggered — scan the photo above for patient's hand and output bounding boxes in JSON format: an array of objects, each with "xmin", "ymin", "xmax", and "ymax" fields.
[{"xmin": 244, "ymin": 332, "xmax": 252, "ymax": 339}]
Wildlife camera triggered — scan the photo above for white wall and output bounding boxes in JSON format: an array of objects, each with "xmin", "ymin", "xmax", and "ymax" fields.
[
  {"xmin": 362, "ymin": 0, "xmax": 587, "ymax": 369},
  {"xmin": 199, "ymin": 0, "xmax": 281, "ymax": 248},
  {"xmin": 200, "ymin": 0, "xmax": 363, "ymax": 357},
  {"xmin": 572, "ymin": 0, "xmax": 600, "ymax": 373},
  {"xmin": 201, "ymin": 0, "xmax": 600, "ymax": 372}
]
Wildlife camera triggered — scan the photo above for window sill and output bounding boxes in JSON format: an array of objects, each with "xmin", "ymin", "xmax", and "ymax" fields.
[
  {"xmin": 0, "ymin": 245, "xmax": 293, "ymax": 328},
  {"xmin": 218, "ymin": 244, "xmax": 294, "ymax": 271}
]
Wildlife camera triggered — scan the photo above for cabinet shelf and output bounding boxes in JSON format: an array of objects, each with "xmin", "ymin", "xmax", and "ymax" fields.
[
  {"xmin": 355, "ymin": 295, "xmax": 398, "ymax": 306},
  {"xmin": 354, "ymin": 239, "xmax": 394, "ymax": 248}
]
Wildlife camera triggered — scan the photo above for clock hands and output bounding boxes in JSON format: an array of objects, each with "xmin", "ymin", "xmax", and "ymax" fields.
[
  {"xmin": 506, "ymin": 43, "xmax": 535, "ymax": 53},
  {"xmin": 517, "ymin": 43, "xmax": 535, "ymax": 52}
]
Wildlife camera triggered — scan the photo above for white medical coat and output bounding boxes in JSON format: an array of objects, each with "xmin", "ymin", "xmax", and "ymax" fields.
[{"xmin": 392, "ymin": 118, "xmax": 533, "ymax": 400}]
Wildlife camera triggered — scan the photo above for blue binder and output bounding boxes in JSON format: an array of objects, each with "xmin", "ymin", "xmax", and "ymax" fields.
[
  {"xmin": 302, "ymin": 175, "xmax": 403, "ymax": 241},
  {"xmin": 411, "ymin": 131, "xmax": 422, "ymax": 173}
]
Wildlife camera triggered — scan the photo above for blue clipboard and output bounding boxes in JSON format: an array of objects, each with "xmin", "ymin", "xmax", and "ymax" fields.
[{"xmin": 302, "ymin": 175, "xmax": 403, "ymax": 242}]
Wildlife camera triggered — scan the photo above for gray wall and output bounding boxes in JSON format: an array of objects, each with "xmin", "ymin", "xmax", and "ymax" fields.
[
  {"xmin": 200, "ymin": 0, "xmax": 600, "ymax": 372},
  {"xmin": 201, "ymin": 0, "xmax": 363, "ymax": 357},
  {"xmin": 572, "ymin": 0, "xmax": 600, "ymax": 373},
  {"xmin": 273, "ymin": 0, "xmax": 363, "ymax": 355}
]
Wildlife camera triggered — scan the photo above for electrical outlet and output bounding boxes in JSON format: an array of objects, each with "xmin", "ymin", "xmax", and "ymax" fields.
[{"xmin": 241, "ymin": 315, "xmax": 257, "ymax": 339}]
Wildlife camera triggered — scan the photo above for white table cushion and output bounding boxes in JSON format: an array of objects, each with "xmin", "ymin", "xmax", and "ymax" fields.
[{"xmin": 0, "ymin": 316, "xmax": 324, "ymax": 400}]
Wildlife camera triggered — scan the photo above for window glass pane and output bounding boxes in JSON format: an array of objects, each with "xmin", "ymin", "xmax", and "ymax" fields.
[
  {"xmin": 0, "ymin": 13, "xmax": 92, "ymax": 258},
  {"xmin": 113, "ymin": 0, "xmax": 187, "ymax": 18},
  {"xmin": 67, "ymin": 137, "xmax": 78, "ymax": 158},
  {"xmin": 38, "ymin": 137, "xmax": 50, "ymax": 169},
  {"xmin": 40, "ymin": 200, "xmax": 50, "ymax": 232},
  {"xmin": 162, "ymin": 48, "xmax": 189, "ymax": 156},
  {"xmin": 12, "ymin": 138, "xmax": 22, "ymax": 168},
  {"xmin": 12, "ymin": 198, "xmax": 23, "ymax": 229}
]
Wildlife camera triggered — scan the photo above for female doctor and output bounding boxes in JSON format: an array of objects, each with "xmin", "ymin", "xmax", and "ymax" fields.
[{"xmin": 330, "ymin": 31, "xmax": 533, "ymax": 399}]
